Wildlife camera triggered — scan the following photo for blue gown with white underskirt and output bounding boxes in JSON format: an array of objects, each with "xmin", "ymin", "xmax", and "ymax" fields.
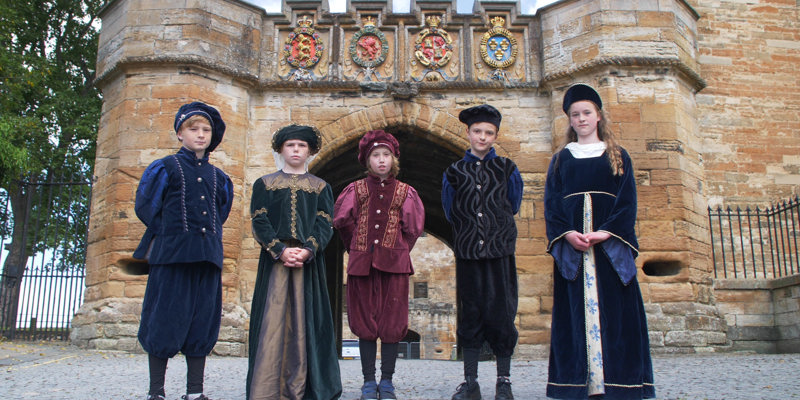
[{"xmin": 544, "ymin": 146, "xmax": 655, "ymax": 399}]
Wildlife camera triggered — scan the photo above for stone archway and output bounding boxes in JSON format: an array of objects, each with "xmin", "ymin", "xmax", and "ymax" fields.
[{"xmin": 311, "ymin": 107, "xmax": 465, "ymax": 360}]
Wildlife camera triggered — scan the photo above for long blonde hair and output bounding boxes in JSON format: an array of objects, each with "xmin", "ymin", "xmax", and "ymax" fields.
[{"xmin": 557, "ymin": 101, "xmax": 624, "ymax": 176}]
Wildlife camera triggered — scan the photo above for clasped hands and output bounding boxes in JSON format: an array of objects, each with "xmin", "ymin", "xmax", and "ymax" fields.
[
  {"xmin": 280, "ymin": 247, "xmax": 311, "ymax": 268},
  {"xmin": 565, "ymin": 231, "xmax": 611, "ymax": 252}
]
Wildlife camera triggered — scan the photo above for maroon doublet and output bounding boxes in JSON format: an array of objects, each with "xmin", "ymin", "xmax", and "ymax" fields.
[{"xmin": 334, "ymin": 174, "xmax": 425, "ymax": 342}]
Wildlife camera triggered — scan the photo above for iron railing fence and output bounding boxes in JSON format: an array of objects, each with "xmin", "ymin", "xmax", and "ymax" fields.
[
  {"xmin": 708, "ymin": 195, "xmax": 799, "ymax": 280},
  {"xmin": 0, "ymin": 175, "xmax": 91, "ymax": 340}
]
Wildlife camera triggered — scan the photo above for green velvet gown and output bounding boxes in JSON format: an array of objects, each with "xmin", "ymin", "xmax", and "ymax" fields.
[{"xmin": 247, "ymin": 171, "xmax": 342, "ymax": 400}]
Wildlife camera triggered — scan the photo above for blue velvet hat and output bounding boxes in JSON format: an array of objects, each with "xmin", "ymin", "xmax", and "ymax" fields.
[
  {"xmin": 458, "ymin": 104, "xmax": 502, "ymax": 130},
  {"xmin": 562, "ymin": 83, "xmax": 602, "ymax": 114},
  {"xmin": 174, "ymin": 102, "xmax": 226, "ymax": 152}
]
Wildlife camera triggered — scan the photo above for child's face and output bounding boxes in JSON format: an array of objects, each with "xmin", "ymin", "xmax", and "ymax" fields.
[
  {"xmin": 368, "ymin": 146, "xmax": 393, "ymax": 180},
  {"xmin": 568, "ymin": 100, "xmax": 601, "ymax": 143},
  {"xmin": 281, "ymin": 139, "xmax": 311, "ymax": 169},
  {"xmin": 466, "ymin": 121, "xmax": 498, "ymax": 158},
  {"xmin": 177, "ymin": 119, "xmax": 213, "ymax": 156}
]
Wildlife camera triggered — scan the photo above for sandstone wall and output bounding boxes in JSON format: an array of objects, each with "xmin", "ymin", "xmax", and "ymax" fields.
[
  {"xmin": 693, "ymin": 0, "xmax": 800, "ymax": 206},
  {"xmin": 714, "ymin": 276, "xmax": 800, "ymax": 353}
]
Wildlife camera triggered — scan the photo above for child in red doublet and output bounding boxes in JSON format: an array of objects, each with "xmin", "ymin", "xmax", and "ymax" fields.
[{"xmin": 333, "ymin": 130, "xmax": 425, "ymax": 400}]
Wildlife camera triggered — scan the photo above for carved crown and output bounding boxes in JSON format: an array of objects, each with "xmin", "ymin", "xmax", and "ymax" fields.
[
  {"xmin": 297, "ymin": 15, "xmax": 314, "ymax": 28},
  {"xmin": 363, "ymin": 16, "xmax": 376, "ymax": 27},
  {"xmin": 426, "ymin": 15, "xmax": 442, "ymax": 28},
  {"xmin": 490, "ymin": 16, "xmax": 506, "ymax": 28}
]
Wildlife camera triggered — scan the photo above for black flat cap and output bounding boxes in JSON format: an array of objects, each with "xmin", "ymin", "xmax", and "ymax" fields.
[
  {"xmin": 458, "ymin": 104, "xmax": 502, "ymax": 130},
  {"xmin": 271, "ymin": 124, "xmax": 322, "ymax": 155}
]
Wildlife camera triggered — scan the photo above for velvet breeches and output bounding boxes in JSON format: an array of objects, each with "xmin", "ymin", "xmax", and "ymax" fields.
[
  {"xmin": 456, "ymin": 256, "xmax": 518, "ymax": 357},
  {"xmin": 138, "ymin": 262, "xmax": 222, "ymax": 359}
]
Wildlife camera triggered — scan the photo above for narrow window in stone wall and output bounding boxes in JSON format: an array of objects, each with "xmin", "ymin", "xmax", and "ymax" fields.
[{"xmin": 414, "ymin": 282, "xmax": 428, "ymax": 299}]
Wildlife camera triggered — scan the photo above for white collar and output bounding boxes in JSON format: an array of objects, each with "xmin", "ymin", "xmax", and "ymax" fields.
[{"xmin": 566, "ymin": 141, "xmax": 607, "ymax": 159}]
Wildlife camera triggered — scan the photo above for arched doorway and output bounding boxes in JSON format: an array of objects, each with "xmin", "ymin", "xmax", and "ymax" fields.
[{"xmin": 311, "ymin": 123, "xmax": 463, "ymax": 359}]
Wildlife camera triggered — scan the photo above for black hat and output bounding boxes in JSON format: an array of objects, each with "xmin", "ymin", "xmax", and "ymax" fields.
[
  {"xmin": 271, "ymin": 125, "xmax": 322, "ymax": 155},
  {"xmin": 174, "ymin": 102, "xmax": 226, "ymax": 152},
  {"xmin": 458, "ymin": 104, "xmax": 502, "ymax": 130},
  {"xmin": 562, "ymin": 83, "xmax": 602, "ymax": 114}
]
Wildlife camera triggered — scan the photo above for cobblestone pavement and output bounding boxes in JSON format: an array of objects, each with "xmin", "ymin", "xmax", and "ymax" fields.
[{"xmin": 2, "ymin": 340, "xmax": 799, "ymax": 399}]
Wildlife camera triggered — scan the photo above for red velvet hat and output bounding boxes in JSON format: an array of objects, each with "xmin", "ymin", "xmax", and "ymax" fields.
[{"xmin": 358, "ymin": 130, "xmax": 399, "ymax": 167}]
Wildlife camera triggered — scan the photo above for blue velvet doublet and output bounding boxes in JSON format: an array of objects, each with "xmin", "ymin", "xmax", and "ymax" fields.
[
  {"xmin": 133, "ymin": 147, "xmax": 233, "ymax": 268},
  {"xmin": 544, "ymin": 147, "xmax": 655, "ymax": 399}
]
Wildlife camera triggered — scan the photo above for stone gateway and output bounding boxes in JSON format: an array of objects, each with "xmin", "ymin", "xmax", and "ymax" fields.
[{"xmin": 70, "ymin": 0, "xmax": 800, "ymax": 357}]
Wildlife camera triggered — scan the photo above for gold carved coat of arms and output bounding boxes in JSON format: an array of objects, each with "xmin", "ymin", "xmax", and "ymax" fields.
[
  {"xmin": 479, "ymin": 16, "xmax": 520, "ymax": 82},
  {"xmin": 280, "ymin": 15, "xmax": 326, "ymax": 81}
]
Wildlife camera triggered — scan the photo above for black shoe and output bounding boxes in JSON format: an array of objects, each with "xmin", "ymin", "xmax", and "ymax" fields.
[
  {"xmin": 452, "ymin": 378, "xmax": 481, "ymax": 400},
  {"xmin": 181, "ymin": 395, "xmax": 211, "ymax": 400},
  {"xmin": 495, "ymin": 377, "xmax": 513, "ymax": 400},
  {"xmin": 145, "ymin": 395, "xmax": 165, "ymax": 400}
]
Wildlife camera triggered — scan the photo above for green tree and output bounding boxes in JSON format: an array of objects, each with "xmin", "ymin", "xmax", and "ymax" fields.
[{"xmin": 0, "ymin": 0, "xmax": 103, "ymax": 333}]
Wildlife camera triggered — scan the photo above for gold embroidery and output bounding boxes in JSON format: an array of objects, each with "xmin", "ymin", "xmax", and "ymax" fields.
[
  {"xmin": 251, "ymin": 207, "xmax": 268, "ymax": 219},
  {"xmin": 597, "ymin": 230, "xmax": 639, "ymax": 256},
  {"xmin": 306, "ymin": 236, "xmax": 319, "ymax": 252},
  {"xmin": 260, "ymin": 172, "xmax": 327, "ymax": 194},
  {"xmin": 382, "ymin": 181, "xmax": 408, "ymax": 248},
  {"xmin": 266, "ymin": 238, "xmax": 281, "ymax": 259},
  {"xmin": 317, "ymin": 210, "xmax": 332, "ymax": 223},
  {"xmin": 546, "ymin": 230, "xmax": 579, "ymax": 253},
  {"xmin": 564, "ymin": 191, "xmax": 615, "ymax": 199},
  {"xmin": 290, "ymin": 174, "xmax": 299, "ymax": 238},
  {"xmin": 354, "ymin": 179, "xmax": 370, "ymax": 252}
]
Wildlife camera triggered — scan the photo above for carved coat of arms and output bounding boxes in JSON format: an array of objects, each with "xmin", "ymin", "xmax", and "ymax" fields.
[
  {"xmin": 348, "ymin": 16, "xmax": 390, "ymax": 81},
  {"xmin": 281, "ymin": 15, "xmax": 325, "ymax": 80},
  {"xmin": 479, "ymin": 16, "xmax": 519, "ymax": 82},
  {"xmin": 412, "ymin": 15, "xmax": 457, "ymax": 81},
  {"xmin": 414, "ymin": 15, "xmax": 453, "ymax": 69}
]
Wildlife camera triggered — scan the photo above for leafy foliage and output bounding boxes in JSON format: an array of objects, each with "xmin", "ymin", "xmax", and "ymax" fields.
[
  {"xmin": 0, "ymin": 0, "xmax": 103, "ymax": 273},
  {"xmin": 0, "ymin": 0, "xmax": 103, "ymax": 184}
]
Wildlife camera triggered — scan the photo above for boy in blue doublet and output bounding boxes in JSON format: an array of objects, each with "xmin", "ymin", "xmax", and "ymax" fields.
[{"xmin": 133, "ymin": 102, "xmax": 233, "ymax": 400}]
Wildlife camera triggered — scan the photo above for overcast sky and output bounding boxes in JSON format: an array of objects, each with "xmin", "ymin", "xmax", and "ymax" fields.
[{"xmin": 247, "ymin": 0, "xmax": 559, "ymax": 15}]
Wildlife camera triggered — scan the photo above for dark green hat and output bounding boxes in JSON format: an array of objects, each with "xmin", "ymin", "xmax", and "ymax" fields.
[{"xmin": 271, "ymin": 125, "xmax": 322, "ymax": 154}]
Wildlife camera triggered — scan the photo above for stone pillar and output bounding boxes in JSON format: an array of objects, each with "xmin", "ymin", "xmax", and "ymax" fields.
[{"xmin": 72, "ymin": 0, "xmax": 261, "ymax": 355}]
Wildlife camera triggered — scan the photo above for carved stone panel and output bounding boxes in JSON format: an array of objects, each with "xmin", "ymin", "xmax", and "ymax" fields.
[
  {"xmin": 278, "ymin": 15, "xmax": 329, "ymax": 81},
  {"xmin": 409, "ymin": 15, "xmax": 460, "ymax": 82},
  {"xmin": 473, "ymin": 16, "xmax": 526, "ymax": 82},
  {"xmin": 343, "ymin": 16, "xmax": 395, "ymax": 81}
]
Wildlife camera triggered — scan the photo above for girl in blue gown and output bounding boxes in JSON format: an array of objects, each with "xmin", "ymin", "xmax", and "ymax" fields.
[{"xmin": 544, "ymin": 84, "xmax": 655, "ymax": 399}]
